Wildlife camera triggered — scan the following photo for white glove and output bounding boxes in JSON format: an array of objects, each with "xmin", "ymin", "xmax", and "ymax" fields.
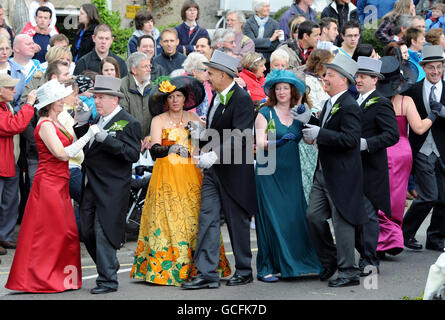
[
  {"xmin": 360, "ymin": 138, "xmax": 368, "ymax": 151},
  {"xmin": 197, "ymin": 151, "xmax": 218, "ymax": 169},
  {"xmin": 189, "ymin": 121, "xmax": 205, "ymax": 141},
  {"xmin": 64, "ymin": 125, "xmax": 100, "ymax": 158},
  {"xmin": 76, "ymin": 101, "xmax": 92, "ymax": 126},
  {"xmin": 290, "ymin": 103, "xmax": 312, "ymax": 125},
  {"xmin": 302, "ymin": 124, "xmax": 320, "ymax": 141}
]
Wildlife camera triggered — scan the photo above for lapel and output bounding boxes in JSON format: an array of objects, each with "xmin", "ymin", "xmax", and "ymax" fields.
[
  {"xmin": 88, "ymin": 109, "xmax": 125, "ymax": 152},
  {"xmin": 360, "ymin": 90, "xmax": 379, "ymax": 111},
  {"xmin": 319, "ymin": 99, "xmax": 329, "ymax": 128},
  {"xmin": 323, "ymin": 92, "xmax": 350, "ymax": 127},
  {"xmin": 208, "ymin": 84, "xmax": 237, "ymax": 129}
]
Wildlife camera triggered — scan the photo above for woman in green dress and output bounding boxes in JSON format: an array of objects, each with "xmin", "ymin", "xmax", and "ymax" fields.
[{"xmin": 254, "ymin": 69, "xmax": 322, "ymax": 282}]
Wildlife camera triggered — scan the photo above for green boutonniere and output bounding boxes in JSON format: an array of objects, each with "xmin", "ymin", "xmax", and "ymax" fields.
[
  {"xmin": 219, "ymin": 90, "xmax": 234, "ymax": 106},
  {"xmin": 108, "ymin": 120, "xmax": 129, "ymax": 132},
  {"xmin": 364, "ymin": 97, "xmax": 379, "ymax": 110},
  {"xmin": 331, "ymin": 103, "xmax": 340, "ymax": 116}
]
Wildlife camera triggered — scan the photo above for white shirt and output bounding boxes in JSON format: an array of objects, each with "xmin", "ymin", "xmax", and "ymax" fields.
[
  {"xmin": 208, "ymin": 81, "xmax": 235, "ymax": 126},
  {"xmin": 100, "ymin": 105, "xmax": 122, "ymax": 128},
  {"xmin": 322, "ymin": 89, "xmax": 347, "ymax": 127},
  {"xmin": 357, "ymin": 89, "xmax": 376, "ymax": 106},
  {"xmin": 424, "ymin": 78, "xmax": 442, "ymax": 103}
]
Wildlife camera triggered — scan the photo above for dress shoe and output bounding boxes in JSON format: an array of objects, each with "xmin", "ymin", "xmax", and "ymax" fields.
[
  {"xmin": 404, "ymin": 238, "xmax": 423, "ymax": 250},
  {"xmin": 226, "ymin": 273, "xmax": 253, "ymax": 286},
  {"xmin": 360, "ymin": 265, "xmax": 380, "ymax": 277},
  {"xmin": 257, "ymin": 274, "xmax": 279, "ymax": 283},
  {"xmin": 90, "ymin": 286, "xmax": 117, "ymax": 294},
  {"xmin": 319, "ymin": 266, "xmax": 337, "ymax": 281},
  {"xmin": 0, "ymin": 241, "xmax": 16, "ymax": 249},
  {"xmin": 425, "ymin": 240, "xmax": 445, "ymax": 252},
  {"xmin": 181, "ymin": 276, "xmax": 220, "ymax": 289},
  {"xmin": 0, "ymin": 246, "xmax": 6, "ymax": 255},
  {"xmin": 406, "ymin": 191, "xmax": 414, "ymax": 200},
  {"xmin": 328, "ymin": 276, "xmax": 360, "ymax": 288}
]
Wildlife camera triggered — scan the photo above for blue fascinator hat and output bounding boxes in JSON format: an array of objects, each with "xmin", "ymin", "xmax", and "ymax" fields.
[{"xmin": 263, "ymin": 69, "xmax": 306, "ymax": 96}]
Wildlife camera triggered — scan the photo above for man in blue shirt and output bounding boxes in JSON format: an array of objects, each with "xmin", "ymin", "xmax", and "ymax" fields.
[{"xmin": 32, "ymin": 6, "xmax": 52, "ymax": 63}]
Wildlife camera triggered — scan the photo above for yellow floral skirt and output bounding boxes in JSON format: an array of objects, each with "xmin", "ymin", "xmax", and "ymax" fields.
[{"xmin": 130, "ymin": 155, "xmax": 232, "ymax": 286}]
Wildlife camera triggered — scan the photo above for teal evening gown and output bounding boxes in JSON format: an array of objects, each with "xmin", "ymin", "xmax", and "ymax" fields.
[{"xmin": 255, "ymin": 106, "xmax": 322, "ymax": 279}]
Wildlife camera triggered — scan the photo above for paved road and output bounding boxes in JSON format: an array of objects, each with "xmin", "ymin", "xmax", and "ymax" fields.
[{"xmin": 0, "ymin": 209, "xmax": 442, "ymax": 302}]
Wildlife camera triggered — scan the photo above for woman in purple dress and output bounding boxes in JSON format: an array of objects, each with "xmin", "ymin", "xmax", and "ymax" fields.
[{"xmin": 376, "ymin": 56, "xmax": 435, "ymax": 257}]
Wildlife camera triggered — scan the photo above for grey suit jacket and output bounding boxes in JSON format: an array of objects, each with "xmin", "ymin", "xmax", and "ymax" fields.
[{"xmin": 243, "ymin": 16, "xmax": 280, "ymax": 61}]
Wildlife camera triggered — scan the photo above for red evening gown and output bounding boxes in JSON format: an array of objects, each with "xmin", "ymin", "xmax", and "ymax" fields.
[{"xmin": 5, "ymin": 120, "xmax": 82, "ymax": 293}]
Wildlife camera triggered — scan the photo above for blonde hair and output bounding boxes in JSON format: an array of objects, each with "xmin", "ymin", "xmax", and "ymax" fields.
[
  {"xmin": 45, "ymin": 45, "xmax": 72, "ymax": 64},
  {"xmin": 383, "ymin": 0, "xmax": 414, "ymax": 20},
  {"xmin": 241, "ymin": 52, "xmax": 266, "ymax": 72},
  {"xmin": 0, "ymin": 34, "xmax": 11, "ymax": 48}
]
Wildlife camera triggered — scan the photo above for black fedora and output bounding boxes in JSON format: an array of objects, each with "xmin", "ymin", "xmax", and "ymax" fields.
[{"xmin": 376, "ymin": 56, "xmax": 416, "ymax": 98}]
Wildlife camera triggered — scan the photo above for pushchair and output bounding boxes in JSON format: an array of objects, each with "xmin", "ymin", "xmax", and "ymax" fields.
[{"xmin": 125, "ymin": 151, "xmax": 154, "ymax": 241}]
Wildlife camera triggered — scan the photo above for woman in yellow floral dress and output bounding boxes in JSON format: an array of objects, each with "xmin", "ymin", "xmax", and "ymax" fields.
[{"xmin": 130, "ymin": 76, "xmax": 231, "ymax": 286}]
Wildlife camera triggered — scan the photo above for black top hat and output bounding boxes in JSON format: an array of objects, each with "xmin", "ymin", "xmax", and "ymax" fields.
[
  {"xmin": 149, "ymin": 76, "xmax": 205, "ymax": 114},
  {"xmin": 376, "ymin": 55, "xmax": 416, "ymax": 98}
]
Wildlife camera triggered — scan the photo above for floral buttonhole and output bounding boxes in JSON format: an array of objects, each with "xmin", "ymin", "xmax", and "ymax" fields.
[
  {"xmin": 364, "ymin": 97, "xmax": 379, "ymax": 110},
  {"xmin": 330, "ymin": 103, "xmax": 340, "ymax": 116},
  {"xmin": 108, "ymin": 120, "xmax": 129, "ymax": 137}
]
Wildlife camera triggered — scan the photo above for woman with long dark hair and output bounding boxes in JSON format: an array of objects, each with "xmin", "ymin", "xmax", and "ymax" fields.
[{"xmin": 71, "ymin": 3, "xmax": 100, "ymax": 63}]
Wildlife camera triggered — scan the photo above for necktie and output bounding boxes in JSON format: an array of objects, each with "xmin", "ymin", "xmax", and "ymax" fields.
[
  {"xmin": 357, "ymin": 95, "xmax": 364, "ymax": 106},
  {"xmin": 322, "ymin": 99, "xmax": 333, "ymax": 127},
  {"xmin": 429, "ymin": 85, "xmax": 437, "ymax": 105}
]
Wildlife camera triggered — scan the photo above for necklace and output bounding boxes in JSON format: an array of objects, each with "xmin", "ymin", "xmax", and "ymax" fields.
[{"xmin": 168, "ymin": 111, "xmax": 185, "ymax": 127}]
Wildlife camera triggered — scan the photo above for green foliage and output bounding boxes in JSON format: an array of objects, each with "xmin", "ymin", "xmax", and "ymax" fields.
[
  {"xmin": 92, "ymin": 0, "xmax": 134, "ymax": 57},
  {"xmin": 273, "ymin": 6, "xmax": 290, "ymax": 21},
  {"xmin": 360, "ymin": 19, "xmax": 386, "ymax": 56}
]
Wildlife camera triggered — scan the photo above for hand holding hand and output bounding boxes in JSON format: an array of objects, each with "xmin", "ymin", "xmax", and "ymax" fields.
[
  {"xmin": 430, "ymin": 101, "xmax": 445, "ymax": 117},
  {"xmin": 302, "ymin": 124, "xmax": 320, "ymax": 141},
  {"xmin": 198, "ymin": 151, "xmax": 218, "ymax": 169},
  {"xmin": 95, "ymin": 126, "xmax": 108, "ymax": 143},
  {"xmin": 169, "ymin": 144, "xmax": 189, "ymax": 158},
  {"xmin": 291, "ymin": 104, "xmax": 312, "ymax": 125}
]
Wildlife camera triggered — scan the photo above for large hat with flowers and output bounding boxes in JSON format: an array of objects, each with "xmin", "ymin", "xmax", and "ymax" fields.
[
  {"xmin": 149, "ymin": 76, "xmax": 205, "ymax": 114},
  {"xmin": 263, "ymin": 69, "xmax": 306, "ymax": 96}
]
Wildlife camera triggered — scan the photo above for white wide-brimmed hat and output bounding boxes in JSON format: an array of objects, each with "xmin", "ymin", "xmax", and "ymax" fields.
[{"xmin": 35, "ymin": 79, "xmax": 73, "ymax": 110}]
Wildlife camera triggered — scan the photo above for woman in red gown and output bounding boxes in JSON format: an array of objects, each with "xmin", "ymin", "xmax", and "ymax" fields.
[{"xmin": 5, "ymin": 79, "xmax": 98, "ymax": 293}]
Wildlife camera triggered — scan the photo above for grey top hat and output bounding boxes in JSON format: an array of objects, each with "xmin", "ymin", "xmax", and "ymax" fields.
[
  {"xmin": 420, "ymin": 45, "xmax": 445, "ymax": 65},
  {"xmin": 323, "ymin": 54, "xmax": 359, "ymax": 85},
  {"xmin": 356, "ymin": 56, "xmax": 384, "ymax": 80},
  {"xmin": 89, "ymin": 75, "xmax": 124, "ymax": 98},
  {"xmin": 203, "ymin": 50, "xmax": 239, "ymax": 78}
]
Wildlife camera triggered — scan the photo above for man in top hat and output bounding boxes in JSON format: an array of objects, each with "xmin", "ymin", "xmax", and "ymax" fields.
[
  {"xmin": 301, "ymin": 54, "xmax": 367, "ymax": 287},
  {"xmin": 74, "ymin": 75, "xmax": 142, "ymax": 294},
  {"xmin": 354, "ymin": 56, "xmax": 399, "ymax": 275},
  {"xmin": 401, "ymin": 45, "xmax": 445, "ymax": 252},
  {"xmin": 182, "ymin": 50, "xmax": 257, "ymax": 289}
]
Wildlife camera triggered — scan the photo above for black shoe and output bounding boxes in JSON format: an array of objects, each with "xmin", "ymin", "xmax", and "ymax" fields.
[
  {"xmin": 319, "ymin": 266, "xmax": 337, "ymax": 281},
  {"xmin": 404, "ymin": 238, "xmax": 423, "ymax": 250},
  {"xmin": 328, "ymin": 276, "xmax": 360, "ymax": 288},
  {"xmin": 0, "ymin": 246, "xmax": 6, "ymax": 256},
  {"xmin": 90, "ymin": 286, "xmax": 117, "ymax": 294},
  {"xmin": 226, "ymin": 273, "xmax": 253, "ymax": 286},
  {"xmin": 360, "ymin": 265, "xmax": 379, "ymax": 277},
  {"xmin": 425, "ymin": 239, "xmax": 445, "ymax": 252},
  {"xmin": 181, "ymin": 276, "xmax": 220, "ymax": 289}
]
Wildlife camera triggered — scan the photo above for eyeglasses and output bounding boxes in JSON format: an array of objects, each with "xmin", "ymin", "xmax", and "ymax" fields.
[
  {"xmin": 424, "ymin": 65, "xmax": 444, "ymax": 72},
  {"xmin": 344, "ymin": 34, "xmax": 360, "ymax": 39}
]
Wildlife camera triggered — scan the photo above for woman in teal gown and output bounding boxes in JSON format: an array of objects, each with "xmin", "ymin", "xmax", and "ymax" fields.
[{"xmin": 254, "ymin": 69, "xmax": 322, "ymax": 282}]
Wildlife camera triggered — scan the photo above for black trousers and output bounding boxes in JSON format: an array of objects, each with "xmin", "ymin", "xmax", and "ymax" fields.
[
  {"xmin": 193, "ymin": 169, "xmax": 252, "ymax": 281},
  {"xmin": 355, "ymin": 195, "xmax": 380, "ymax": 268},
  {"xmin": 403, "ymin": 152, "xmax": 445, "ymax": 244},
  {"xmin": 79, "ymin": 184, "xmax": 120, "ymax": 290}
]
